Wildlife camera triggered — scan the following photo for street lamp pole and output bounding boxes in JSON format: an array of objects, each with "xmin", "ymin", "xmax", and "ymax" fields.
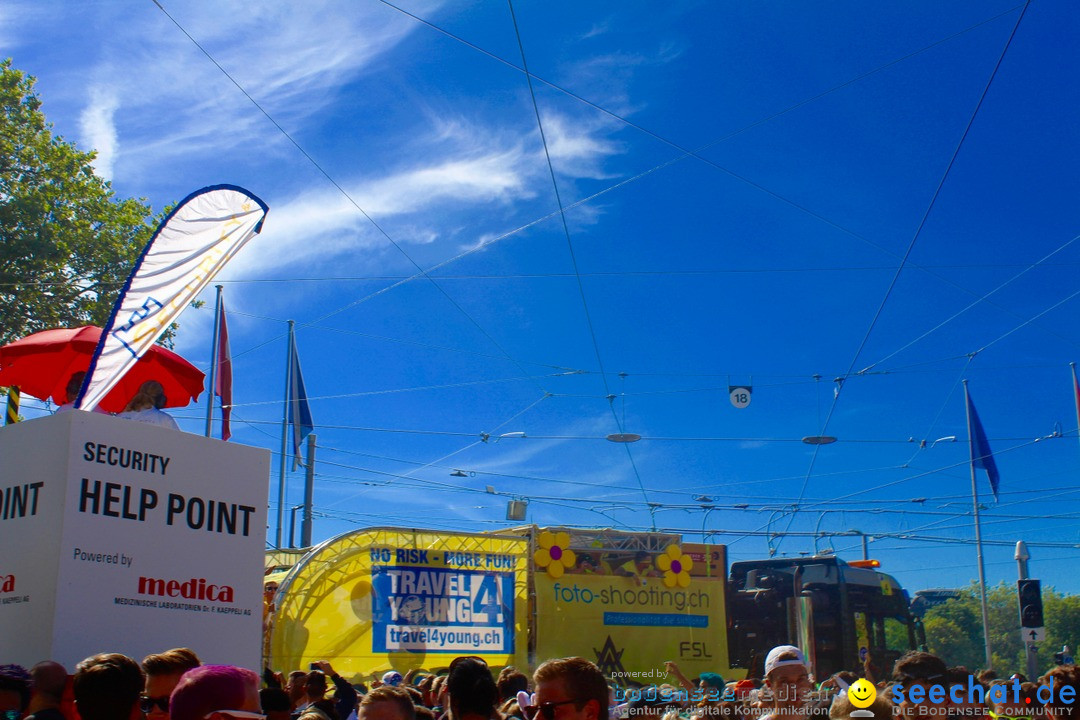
[
  {"xmin": 847, "ymin": 529, "xmax": 869, "ymax": 561},
  {"xmin": 288, "ymin": 504, "xmax": 304, "ymax": 549},
  {"xmin": 1016, "ymin": 541, "xmax": 1038, "ymax": 678}
]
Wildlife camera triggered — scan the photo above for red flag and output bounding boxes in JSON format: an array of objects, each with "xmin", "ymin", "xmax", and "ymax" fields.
[{"xmin": 215, "ymin": 300, "xmax": 233, "ymax": 441}]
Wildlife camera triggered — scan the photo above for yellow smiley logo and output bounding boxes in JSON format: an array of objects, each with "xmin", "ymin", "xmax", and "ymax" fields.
[{"xmin": 848, "ymin": 678, "xmax": 877, "ymax": 708}]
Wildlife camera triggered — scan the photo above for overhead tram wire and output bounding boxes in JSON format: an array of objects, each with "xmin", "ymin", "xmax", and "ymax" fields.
[
  {"xmin": 227, "ymin": 308, "xmax": 585, "ymax": 373},
  {"xmin": 150, "ymin": 0, "xmax": 549, "ymax": 398},
  {"xmin": 372, "ymin": 0, "xmax": 1080, "ymax": 356},
  {"xmin": 298, "ymin": 440, "xmax": 1080, "ymax": 510},
  {"xmin": 973, "ymin": 285, "xmax": 1080, "ymax": 356},
  {"xmin": 843, "ymin": 287, "xmax": 1080, "ymax": 523},
  {"xmin": 306, "ymin": 448, "xmax": 1080, "ymax": 520},
  {"xmin": 247, "ymin": 437, "xmax": 1076, "ymax": 537},
  {"xmin": 791, "ymin": 449, "xmax": 1075, "ymax": 544},
  {"xmin": 772, "ymin": 0, "xmax": 1032, "ymax": 554},
  {"xmin": 320, "ymin": 392, "xmax": 551, "ymax": 511},
  {"xmin": 157, "ymin": 0, "xmax": 1077, "ymax": 383},
  {"xmin": 218, "ymin": 7, "xmax": 1051, "ymax": 373},
  {"xmin": 230, "ymin": 303, "xmax": 1049, "ymax": 393},
  {"xmin": 223, "ymin": 371, "xmax": 569, "ymax": 408},
  {"xmin": 20, "ymin": 258, "xmax": 1080, "ymax": 290},
  {"xmin": 156, "ymin": 1, "xmax": 1058, "ymax": 539},
  {"xmin": 902, "ymin": 355, "xmax": 975, "ymax": 467},
  {"xmin": 736, "ymin": 432, "xmax": 1052, "ymax": 551},
  {"xmin": 224, "ymin": 137, "xmax": 710, "ymax": 364},
  {"xmin": 378, "ymin": 0, "xmax": 1024, "ymax": 186},
  {"xmin": 506, "ymin": 0, "xmax": 655, "ymax": 528},
  {"xmin": 312, "ymin": 442, "xmax": 913, "ymax": 497},
  {"xmin": 864, "ymin": 232, "xmax": 1080, "ymax": 374},
  {"xmin": 211, "ymin": 415, "xmax": 1062, "ymax": 450},
  {"xmin": 870, "ymin": 482, "xmax": 1080, "ymax": 539}
]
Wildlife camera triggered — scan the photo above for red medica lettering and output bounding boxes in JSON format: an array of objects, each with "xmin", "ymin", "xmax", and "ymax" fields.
[
  {"xmin": 0, "ymin": 574, "xmax": 14, "ymax": 593},
  {"xmin": 137, "ymin": 576, "xmax": 234, "ymax": 603}
]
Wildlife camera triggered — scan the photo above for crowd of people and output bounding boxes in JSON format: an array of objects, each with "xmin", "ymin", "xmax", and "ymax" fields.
[{"xmin": 3, "ymin": 644, "xmax": 1080, "ymax": 720}]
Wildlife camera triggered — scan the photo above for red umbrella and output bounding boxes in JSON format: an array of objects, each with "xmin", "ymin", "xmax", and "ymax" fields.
[{"xmin": 0, "ymin": 326, "xmax": 205, "ymax": 413}]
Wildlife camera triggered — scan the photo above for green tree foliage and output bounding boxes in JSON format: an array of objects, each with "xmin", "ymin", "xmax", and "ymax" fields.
[
  {"xmin": 0, "ymin": 58, "xmax": 159, "ymax": 345},
  {"xmin": 923, "ymin": 581, "xmax": 1080, "ymax": 673}
]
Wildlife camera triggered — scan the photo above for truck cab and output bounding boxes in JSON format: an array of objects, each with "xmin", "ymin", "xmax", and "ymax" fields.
[{"xmin": 726, "ymin": 556, "xmax": 915, "ymax": 679}]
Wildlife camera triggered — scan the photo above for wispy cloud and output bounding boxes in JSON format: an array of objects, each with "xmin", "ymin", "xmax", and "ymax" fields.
[
  {"xmin": 223, "ymin": 111, "xmax": 621, "ymax": 279},
  {"xmin": 84, "ymin": 1, "xmax": 430, "ymax": 171},
  {"xmin": 0, "ymin": 1, "xmax": 43, "ymax": 51},
  {"xmin": 222, "ymin": 149, "xmax": 532, "ymax": 278},
  {"xmin": 79, "ymin": 87, "xmax": 119, "ymax": 179},
  {"xmin": 581, "ymin": 19, "xmax": 613, "ymax": 40},
  {"xmin": 542, "ymin": 113, "xmax": 621, "ymax": 180},
  {"xmin": 559, "ymin": 45, "xmax": 684, "ymax": 117}
]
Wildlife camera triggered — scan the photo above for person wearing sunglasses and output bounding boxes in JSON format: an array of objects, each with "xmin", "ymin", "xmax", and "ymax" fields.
[
  {"xmin": 141, "ymin": 649, "xmax": 202, "ymax": 720},
  {"xmin": 169, "ymin": 666, "xmax": 262, "ymax": 720},
  {"xmin": 531, "ymin": 658, "xmax": 608, "ymax": 720}
]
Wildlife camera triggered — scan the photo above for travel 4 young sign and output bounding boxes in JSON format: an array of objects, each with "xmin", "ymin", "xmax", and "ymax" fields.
[
  {"xmin": 268, "ymin": 529, "xmax": 529, "ymax": 678},
  {"xmin": 370, "ymin": 553, "xmax": 516, "ymax": 654}
]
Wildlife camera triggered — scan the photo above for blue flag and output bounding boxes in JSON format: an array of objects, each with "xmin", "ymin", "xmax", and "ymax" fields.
[
  {"xmin": 288, "ymin": 332, "xmax": 314, "ymax": 470},
  {"xmin": 966, "ymin": 390, "xmax": 1000, "ymax": 500}
]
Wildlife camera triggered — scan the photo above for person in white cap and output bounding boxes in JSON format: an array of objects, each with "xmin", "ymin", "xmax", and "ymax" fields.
[
  {"xmin": 382, "ymin": 671, "xmax": 403, "ymax": 688},
  {"xmin": 760, "ymin": 645, "xmax": 812, "ymax": 720}
]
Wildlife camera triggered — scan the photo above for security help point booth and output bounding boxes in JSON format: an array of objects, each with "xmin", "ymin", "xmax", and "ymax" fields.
[{"xmin": 0, "ymin": 411, "xmax": 269, "ymax": 669}]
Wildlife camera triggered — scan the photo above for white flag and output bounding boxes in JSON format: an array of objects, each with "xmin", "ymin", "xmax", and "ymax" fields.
[{"xmin": 77, "ymin": 185, "xmax": 268, "ymax": 411}]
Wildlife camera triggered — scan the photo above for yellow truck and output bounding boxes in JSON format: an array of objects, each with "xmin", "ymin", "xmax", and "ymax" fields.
[{"xmin": 266, "ymin": 525, "xmax": 914, "ymax": 682}]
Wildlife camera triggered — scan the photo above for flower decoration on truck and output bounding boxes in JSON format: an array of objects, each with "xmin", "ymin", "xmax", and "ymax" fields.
[
  {"xmin": 534, "ymin": 530, "xmax": 576, "ymax": 579},
  {"xmin": 656, "ymin": 544, "xmax": 693, "ymax": 587}
]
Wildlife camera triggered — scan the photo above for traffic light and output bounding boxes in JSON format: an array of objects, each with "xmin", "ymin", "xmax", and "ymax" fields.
[{"xmin": 1018, "ymin": 579, "xmax": 1044, "ymax": 628}]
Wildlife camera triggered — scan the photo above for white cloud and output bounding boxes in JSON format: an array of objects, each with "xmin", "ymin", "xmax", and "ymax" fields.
[
  {"xmin": 0, "ymin": 1, "xmax": 41, "ymax": 51},
  {"xmin": 86, "ymin": 1, "xmax": 432, "ymax": 170},
  {"xmin": 542, "ymin": 114, "xmax": 620, "ymax": 180},
  {"xmin": 79, "ymin": 87, "xmax": 119, "ymax": 179},
  {"xmin": 581, "ymin": 19, "xmax": 613, "ymax": 40},
  {"xmin": 223, "ymin": 110, "xmax": 619, "ymax": 278},
  {"xmin": 222, "ymin": 147, "xmax": 534, "ymax": 278}
]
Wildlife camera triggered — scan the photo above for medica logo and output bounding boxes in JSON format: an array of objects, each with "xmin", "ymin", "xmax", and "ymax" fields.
[
  {"xmin": 891, "ymin": 678, "xmax": 1075, "ymax": 712},
  {"xmin": 137, "ymin": 576, "xmax": 235, "ymax": 603}
]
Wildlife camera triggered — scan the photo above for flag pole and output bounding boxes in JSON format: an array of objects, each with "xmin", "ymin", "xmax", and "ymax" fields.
[
  {"xmin": 964, "ymin": 379, "xmax": 994, "ymax": 669},
  {"xmin": 277, "ymin": 320, "xmax": 294, "ymax": 549},
  {"xmin": 1071, "ymin": 363, "xmax": 1080, "ymax": 452},
  {"xmin": 205, "ymin": 284, "xmax": 224, "ymax": 438}
]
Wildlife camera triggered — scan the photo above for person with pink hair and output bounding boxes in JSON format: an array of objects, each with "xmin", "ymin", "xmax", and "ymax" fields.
[{"xmin": 170, "ymin": 666, "xmax": 261, "ymax": 720}]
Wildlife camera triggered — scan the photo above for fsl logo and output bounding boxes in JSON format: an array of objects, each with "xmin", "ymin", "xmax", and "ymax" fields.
[
  {"xmin": 594, "ymin": 635, "xmax": 627, "ymax": 677},
  {"xmin": 680, "ymin": 640, "xmax": 713, "ymax": 659},
  {"xmin": 137, "ymin": 576, "xmax": 234, "ymax": 603},
  {"xmin": 0, "ymin": 574, "xmax": 13, "ymax": 593}
]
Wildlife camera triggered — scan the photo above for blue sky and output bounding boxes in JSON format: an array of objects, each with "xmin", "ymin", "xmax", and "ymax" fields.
[{"xmin": 7, "ymin": 0, "xmax": 1080, "ymax": 597}]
